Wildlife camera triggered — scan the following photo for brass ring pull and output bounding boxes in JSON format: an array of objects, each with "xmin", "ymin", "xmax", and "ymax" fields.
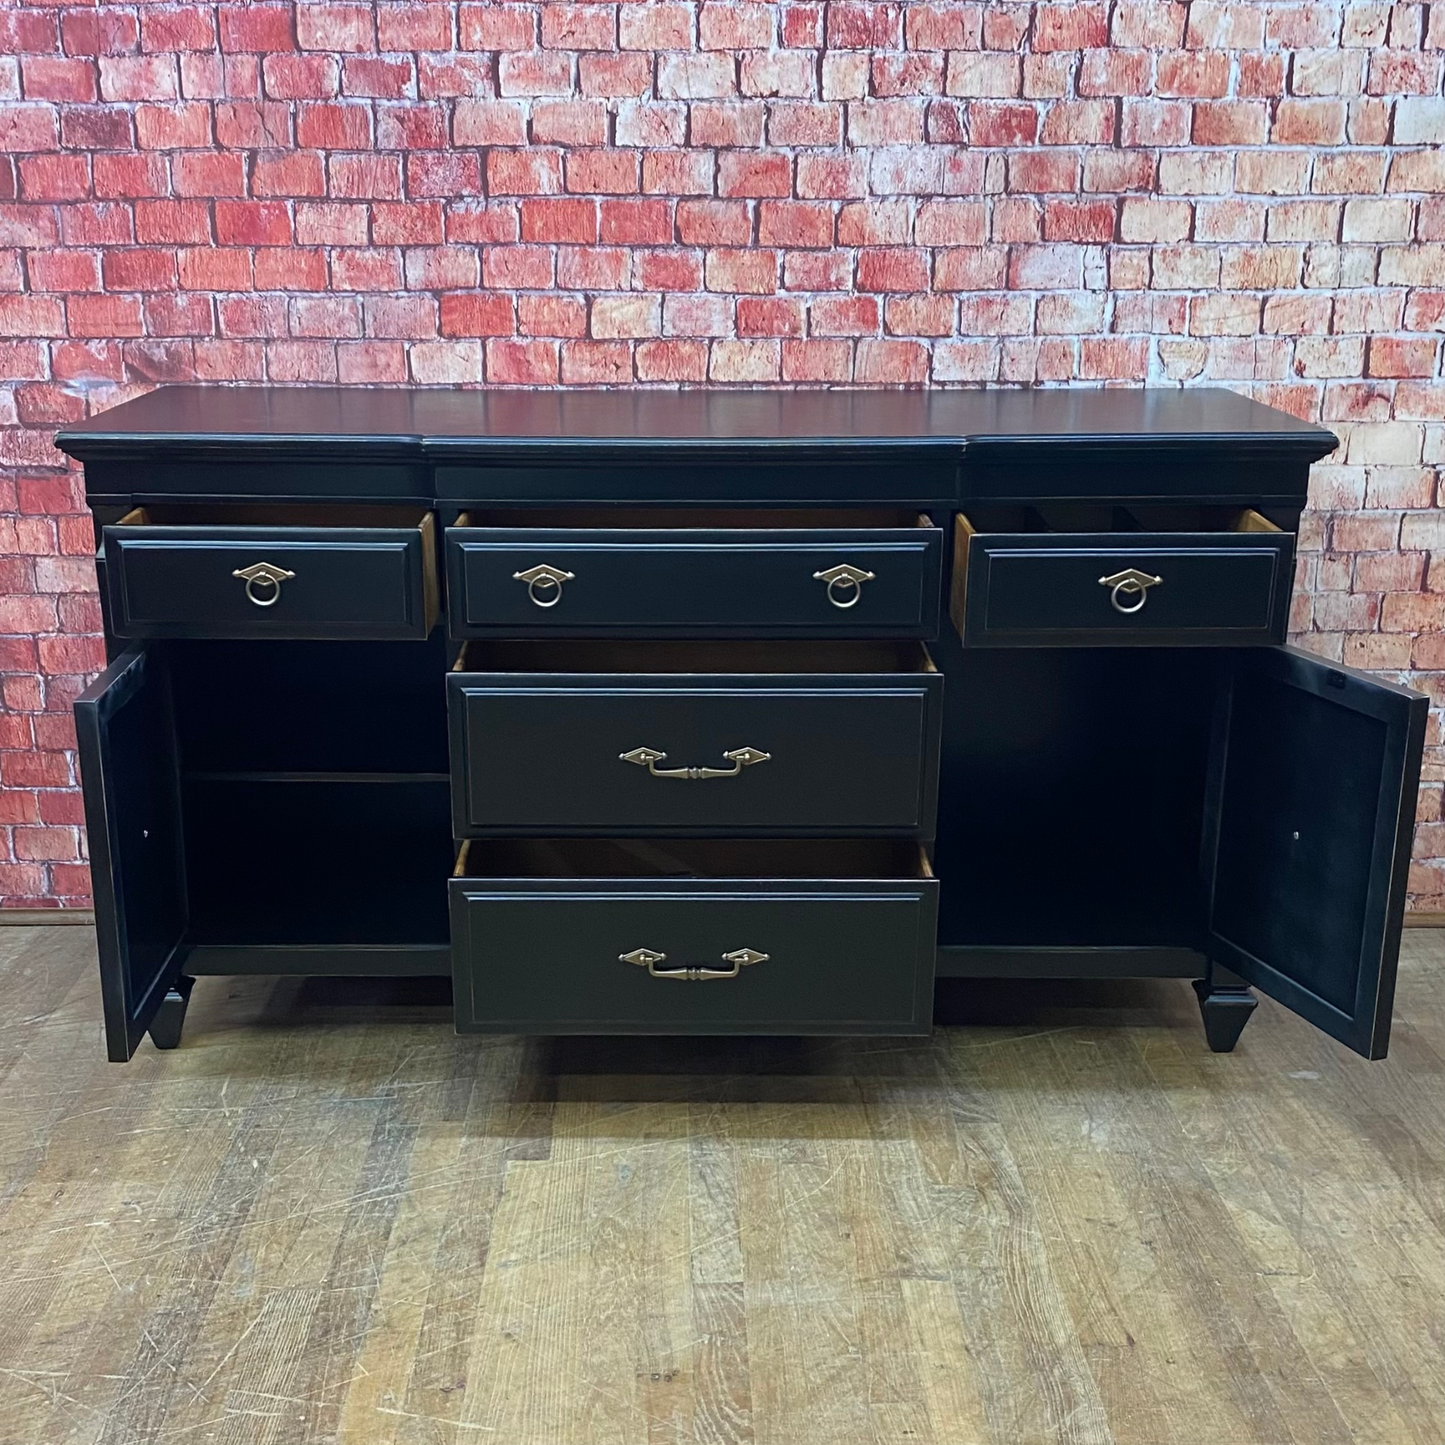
[
  {"xmin": 620, "ymin": 745, "xmax": 771, "ymax": 779},
  {"xmin": 1099, "ymin": 568, "xmax": 1162, "ymax": 615},
  {"xmin": 232, "ymin": 562, "xmax": 296, "ymax": 608},
  {"xmin": 621, "ymin": 947, "xmax": 768, "ymax": 981},
  {"xmin": 513, "ymin": 563, "xmax": 575, "ymax": 608},
  {"xmin": 813, "ymin": 563, "xmax": 876, "ymax": 610}
]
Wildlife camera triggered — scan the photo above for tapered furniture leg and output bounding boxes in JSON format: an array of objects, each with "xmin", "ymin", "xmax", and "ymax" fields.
[
  {"xmin": 1193, "ymin": 965, "xmax": 1257, "ymax": 1053},
  {"xmin": 148, "ymin": 975, "xmax": 195, "ymax": 1050}
]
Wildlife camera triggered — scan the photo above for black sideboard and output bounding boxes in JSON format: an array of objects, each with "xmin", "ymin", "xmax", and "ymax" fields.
[{"xmin": 57, "ymin": 387, "xmax": 1427, "ymax": 1062}]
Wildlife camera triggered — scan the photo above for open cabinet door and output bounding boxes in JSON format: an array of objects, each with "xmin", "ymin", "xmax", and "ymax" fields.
[
  {"xmin": 75, "ymin": 648, "xmax": 189, "ymax": 1061},
  {"xmin": 1203, "ymin": 647, "xmax": 1427, "ymax": 1058}
]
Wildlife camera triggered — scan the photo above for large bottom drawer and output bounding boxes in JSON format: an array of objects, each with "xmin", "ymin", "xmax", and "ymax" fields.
[{"xmin": 450, "ymin": 838, "xmax": 937, "ymax": 1035}]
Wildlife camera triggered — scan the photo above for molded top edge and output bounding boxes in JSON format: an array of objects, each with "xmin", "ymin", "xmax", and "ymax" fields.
[{"xmin": 55, "ymin": 385, "xmax": 1338, "ymax": 463}]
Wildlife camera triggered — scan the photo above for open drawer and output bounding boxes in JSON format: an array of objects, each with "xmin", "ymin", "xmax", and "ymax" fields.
[
  {"xmin": 102, "ymin": 504, "xmax": 439, "ymax": 641},
  {"xmin": 448, "ymin": 638, "xmax": 943, "ymax": 838},
  {"xmin": 446, "ymin": 508, "xmax": 942, "ymax": 639},
  {"xmin": 450, "ymin": 838, "xmax": 938, "ymax": 1035},
  {"xmin": 951, "ymin": 504, "xmax": 1294, "ymax": 647}
]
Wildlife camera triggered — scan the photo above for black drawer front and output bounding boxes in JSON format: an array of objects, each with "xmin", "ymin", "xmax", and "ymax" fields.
[
  {"xmin": 104, "ymin": 516, "xmax": 437, "ymax": 641},
  {"xmin": 449, "ymin": 664, "xmax": 943, "ymax": 838},
  {"xmin": 447, "ymin": 524, "xmax": 942, "ymax": 638},
  {"xmin": 956, "ymin": 532, "xmax": 1294, "ymax": 648},
  {"xmin": 451, "ymin": 874, "xmax": 937, "ymax": 1035}
]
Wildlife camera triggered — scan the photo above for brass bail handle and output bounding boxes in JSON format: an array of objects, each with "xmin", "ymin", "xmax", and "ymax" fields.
[
  {"xmin": 620, "ymin": 746, "xmax": 771, "ymax": 780},
  {"xmin": 620, "ymin": 947, "xmax": 769, "ymax": 981},
  {"xmin": 513, "ymin": 563, "xmax": 575, "ymax": 608},
  {"xmin": 813, "ymin": 563, "xmax": 876, "ymax": 609},
  {"xmin": 232, "ymin": 562, "xmax": 296, "ymax": 608},
  {"xmin": 1099, "ymin": 568, "xmax": 1162, "ymax": 616}
]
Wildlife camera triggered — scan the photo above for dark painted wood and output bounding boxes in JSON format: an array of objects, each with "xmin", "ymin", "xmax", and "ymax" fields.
[
  {"xmin": 1201, "ymin": 647, "xmax": 1428, "ymax": 1059},
  {"xmin": 935, "ymin": 945, "xmax": 1206, "ymax": 979},
  {"xmin": 56, "ymin": 385, "xmax": 1338, "ymax": 473},
  {"xmin": 103, "ymin": 511, "xmax": 436, "ymax": 641},
  {"xmin": 957, "ymin": 525, "xmax": 1294, "ymax": 648},
  {"xmin": 1193, "ymin": 979, "xmax": 1259, "ymax": 1053},
  {"xmin": 448, "ymin": 642, "xmax": 943, "ymax": 838},
  {"xmin": 147, "ymin": 975, "xmax": 194, "ymax": 1050},
  {"xmin": 185, "ymin": 945, "xmax": 450, "ymax": 976},
  {"xmin": 61, "ymin": 384, "xmax": 1435, "ymax": 1058},
  {"xmin": 446, "ymin": 520, "xmax": 942, "ymax": 638},
  {"xmin": 451, "ymin": 839, "xmax": 937, "ymax": 1035},
  {"xmin": 74, "ymin": 647, "xmax": 190, "ymax": 1062},
  {"xmin": 437, "ymin": 464, "xmax": 960, "ymax": 507}
]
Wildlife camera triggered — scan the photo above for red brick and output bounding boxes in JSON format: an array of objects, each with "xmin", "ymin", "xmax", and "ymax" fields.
[
  {"xmin": 704, "ymin": 247, "xmax": 778, "ymax": 293},
  {"xmin": 968, "ymin": 104, "xmax": 1038, "ymax": 147},
  {"xmin": 826, "ymin": 4, "xmax": 902, "ymax": 48},
  {"xmin": 542, "ymin": 4, "xmax": 617, "ymax": 49},
  {"xmin": 1193, "ymin": 101, "xmax": 1269, "ymax": 146},
  {"xmin": 718, "ymin": 153, "xmax": 791, "ymax": 198},
  {"xmin": 1034, "ymin": 4, "xmax": 1109, "ymax": 50},
  {"xmin": 619, "ymin": 4, "xmax": 693, "ymax": 49},
  {"xmin": 215, "ymin": 200, "xmax": 292, "ymax": 246},
  {"xmin": 488, "ymin": 148, "xmax": 563, "ymax": 195},
  {"xmin": 439, "ymin": 294, "xmax": 515, "ymax": 337},
  {"xmin": 486, "ymin": 338, "xmax": 559, "ymax": 384},
  {"xmin": 519, "ymin": 294, "xmax": 587, "ymax": 337},
  {"xmin": 599, "ymin": 198, "xmax": 672, "ymax": 244},
  {"xmin": 454, "ymin": 101, "xmax": 528, "ymax": 147},
  {"xmin": 856, "ymin": 249, "xmax": 930, "ymax": 293},
  {"xmin": 531, "ymin": 100, "xmax": 608, "ymax": 146},
  {"xmin": 567, "ymin": 150, "xmax": 639, "ymax": 194},
  {"xmin": 677, "ymin": 200, "xmax": 750, "ymax": 246},
  {"xmin": 1368, "ymin": 338, "xmax": 1440, "ymax": 379},
  {"xmin": 460, "ymin": 4, "xmax": 535, "ymax": 49},
  {"xmin": 219, "ymin": 5, "xmax": 295, "ymax": 52},
  {"xmin": 758, "ymin": 201, "xmax": 832, "ymax": 249},
  {"xmin": 635, "ymin": 248, "xmax": 701, "ymax": 291},
  {"xmin": 297, "ymin": 4, "xmax": 374, "ymax": 51},
  {"xmin": 522, "ymin": 198, "xmax": 599, "ymax": 243},
  {"xmin": 637, "ymin": 337, "xmax": 708, "ymax": 381},
  {"xmin": 737, "ymin": 296, "xmax": 804, "ymax": 336}
]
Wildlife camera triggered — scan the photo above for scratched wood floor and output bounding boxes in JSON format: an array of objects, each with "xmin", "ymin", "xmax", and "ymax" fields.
[{"xmin": 2, "ymin": 930, "xmax": 1445, "ymax": 1445}]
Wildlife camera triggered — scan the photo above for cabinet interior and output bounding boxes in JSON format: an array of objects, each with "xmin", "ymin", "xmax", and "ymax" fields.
[
  {"xmin": 116, "ymin": 503, "xmax": 434, "ymax": 529},
  {"xmin": 166, "ymin": 636, "xmax": 452, "ymax": 946},
  {"xmin": 933, "ymin": 644, "xmax": 1214, "ymax": 950},
  {"xmin": 955, "ymin": 504, "xmax": 1283, "ymax": 535},
  {"xmin": 455, "ymin": 638, "xmax": 936, "ymax": 675},
  {"xmin": 456, "ymin": 837, "xmax": 932, "ymax": 881},
  {"xmin": 454, "ymin": 507, "xmax": 933, "ymax": 530}
]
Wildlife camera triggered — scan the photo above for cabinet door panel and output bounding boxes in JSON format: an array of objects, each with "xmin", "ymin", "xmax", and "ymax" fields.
[
  {"xmin": 1204, "ymin": 648, "xmax": 1426, "ymax": 1058},
  {"xmin": 74, "ymin": 648, "xmax": 189, "ymax": 1062}
]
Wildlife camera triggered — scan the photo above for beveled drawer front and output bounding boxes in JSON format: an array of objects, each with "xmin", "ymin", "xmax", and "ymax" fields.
[
  {"xmin": 450, "ymin": 839, "xmax": 937, "ymax": 1035},
  {"xmin": 448, "ymin": 639, "xmax": 943, "ymax": 838},
  {"xmin": 951, "ymin": 507, "xmax": 1294, "ymax": 648},
  {"xmin": 103, "ymin": 505, "xmax": 439, "ymax": 641},
  {"xmin": 446, "ymin": 508, "xmax": 941, "ymax": 638}
]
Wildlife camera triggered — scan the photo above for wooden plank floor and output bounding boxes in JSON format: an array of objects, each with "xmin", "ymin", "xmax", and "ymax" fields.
[{"xmin": 2, "ymin": 929, "xmax": 1444, "ymax": 1445}]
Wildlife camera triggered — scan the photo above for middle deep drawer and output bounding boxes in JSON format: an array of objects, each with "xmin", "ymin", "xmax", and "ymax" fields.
[{"xmin": 448, "ymin": 639, "xmax": 943, "ymax": 838}]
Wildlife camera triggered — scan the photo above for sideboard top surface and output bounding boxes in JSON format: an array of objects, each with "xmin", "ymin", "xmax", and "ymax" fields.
[{"xmin": 57, "ymin": 385, "xmax": 1335, "ymax": 461}]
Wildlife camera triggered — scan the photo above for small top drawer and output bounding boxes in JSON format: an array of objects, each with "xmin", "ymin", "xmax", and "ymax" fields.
[
  {"xmin": 446, "ymin": 508, "xmax": 942, "ymax": 639},
  {"xmin": 102, "ymin": 504, "xmax": 439, "ymax": 641},
  {"xmin": 951, "ymin": 504, "xmax": 1295, "ymax": 648}
]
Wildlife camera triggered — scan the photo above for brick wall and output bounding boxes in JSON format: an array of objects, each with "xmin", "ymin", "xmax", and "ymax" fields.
[{"xmin": 0, "ymin": 1, "xmax": 1442, "ymax": 911}]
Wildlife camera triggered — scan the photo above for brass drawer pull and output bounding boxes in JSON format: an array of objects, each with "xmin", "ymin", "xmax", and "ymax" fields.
[
  {"xmin": 513, "ymin": 563, "xmax": 575, "ymax": 608},
  {"xmin": 813, "ymin": 563, "xmax": 876, "ymax": 609},
  {"xmin": 620, "ymin": 745, "xmax": 771, "ymax": 779},
  {"xmin": 621, "ymin": 947, "xmax": 769, "ymax": 981},
  {"xmin": 232, "ymin": 562, "xmax": 296, "ymax": 607},
  {"xmin": 1099, "ymin": 567, "xmax": 1162, "ymax": 615}
]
